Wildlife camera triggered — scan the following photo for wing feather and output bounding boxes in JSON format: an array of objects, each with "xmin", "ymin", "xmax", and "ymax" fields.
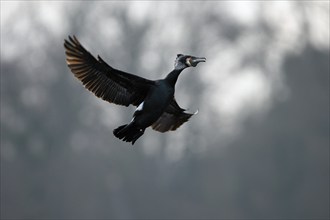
[
  {"xmin": 64, "ymin": 35, "xmax": 154, "ymax": 106},
  {"xmin": 152, "ymin": 99, "xmax": 197, "ymax": 132}
]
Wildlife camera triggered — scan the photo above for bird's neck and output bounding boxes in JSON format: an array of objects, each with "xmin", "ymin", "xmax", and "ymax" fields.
[{"xmin": 165, "ymin": 69, "xmax": 184, "ymax": 87}]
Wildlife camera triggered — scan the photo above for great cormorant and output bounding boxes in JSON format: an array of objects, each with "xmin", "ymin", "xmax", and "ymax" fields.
[{"xmin": 64, "ymin": 36, "xmax": 206, "ymax": 145}]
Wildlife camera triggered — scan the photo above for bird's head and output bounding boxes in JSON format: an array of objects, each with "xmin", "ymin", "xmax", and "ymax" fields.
[{"xmin": 174, "ymin": 54, "xmax": 206, "ymax": 70}]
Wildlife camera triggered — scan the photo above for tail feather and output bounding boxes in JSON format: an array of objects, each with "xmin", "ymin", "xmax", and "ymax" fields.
[{"xmin": 113, "ymin": 123, "xmax": 144, "ymax": 145}]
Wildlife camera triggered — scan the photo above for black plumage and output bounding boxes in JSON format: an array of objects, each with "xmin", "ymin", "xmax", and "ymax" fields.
[{"xmin": 64, "ymin": 35, "xmax": 205, "ymax": 145}]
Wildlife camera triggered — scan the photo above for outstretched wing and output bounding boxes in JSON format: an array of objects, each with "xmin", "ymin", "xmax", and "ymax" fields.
[
  {"xmin": 64, "ymin": 35, "xmax": 155, "ymax": 106},
  {"xmin": 152, "ymin": 99, "xmax": 197, "ymax": 132}
]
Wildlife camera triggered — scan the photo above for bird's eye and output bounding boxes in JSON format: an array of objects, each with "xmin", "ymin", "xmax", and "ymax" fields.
[{"xmin": 177, "ymin": 54, "xmax": 183, "ymax": 58}]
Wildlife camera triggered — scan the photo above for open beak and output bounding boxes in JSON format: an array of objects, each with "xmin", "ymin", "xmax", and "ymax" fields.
[{"xmin": 190, "ymin": 56, "xmax": 206, "ymax": 67}]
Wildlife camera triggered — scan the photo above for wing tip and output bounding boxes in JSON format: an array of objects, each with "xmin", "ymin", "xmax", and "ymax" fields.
[
  {"xmin": 64, "ymin": 35, "xmax": 79, "ymax": 46},
  {"xmin": 184, "ymin": 108, "xmax": 199, "ymax": 115}
]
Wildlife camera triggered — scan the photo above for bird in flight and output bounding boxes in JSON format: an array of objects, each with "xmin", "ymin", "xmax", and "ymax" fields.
[{"xmin": 64, "ymin": 36, "xmax": 206, "ymax": 145}]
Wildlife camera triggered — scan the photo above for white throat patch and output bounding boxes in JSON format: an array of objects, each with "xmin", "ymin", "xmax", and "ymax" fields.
[{"xmin": 186, "ymin": 58, "xmax": 192, "ymax": 67}]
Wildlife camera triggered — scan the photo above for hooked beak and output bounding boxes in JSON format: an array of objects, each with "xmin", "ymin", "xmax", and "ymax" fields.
[{"xmin": 190, "ymin": 56, "xmax": 206, "ymax": 67}]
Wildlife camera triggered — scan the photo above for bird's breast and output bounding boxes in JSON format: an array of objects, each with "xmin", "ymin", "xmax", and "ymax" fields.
[
  {"xmin": 133, "ymin": 82, "xmax": 174, "ymax": 127},
  {"xmin": 145, "ymin": 84, "xmax": 173, "ymax": 112}
]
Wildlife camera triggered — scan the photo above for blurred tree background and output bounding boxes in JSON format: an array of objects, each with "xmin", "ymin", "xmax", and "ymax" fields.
[{"xmin": 1, "ymin": 1, "xmax": 329, "ymax": 219}]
